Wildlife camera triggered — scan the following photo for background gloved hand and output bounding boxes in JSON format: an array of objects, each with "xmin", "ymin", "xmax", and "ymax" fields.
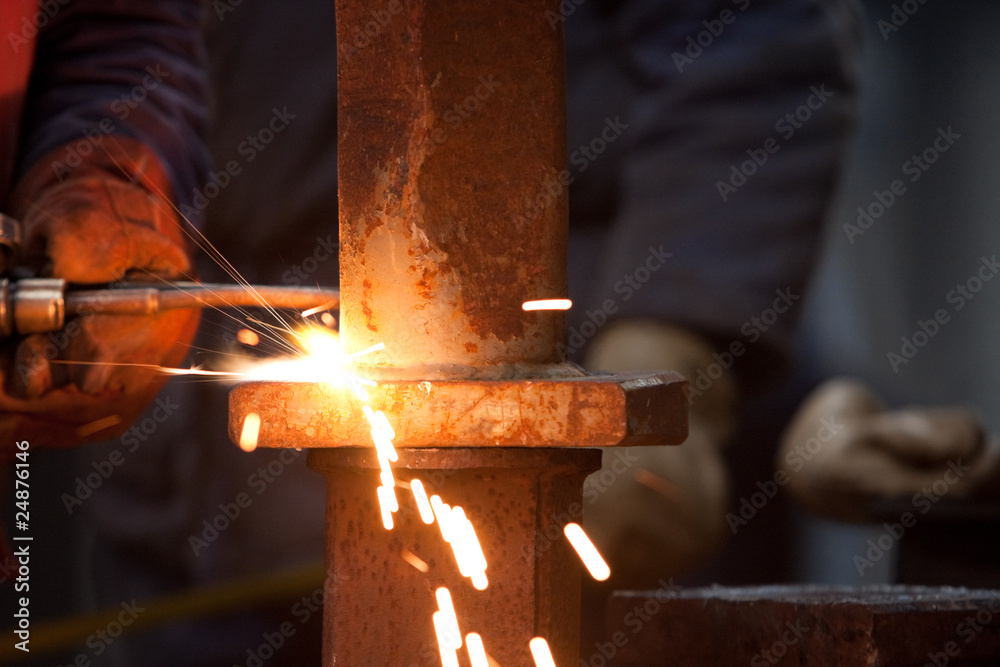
[
  {"xmin": 582, "ymin": 321, "xmax": 736, "ymax": 589},
  {"xmin": 778, "ymin": 377, "xmax": 1000, "ymax": 522},
  {"xmin": 0, "ymin": 138, "xmax": 199, "ymax": 455}
]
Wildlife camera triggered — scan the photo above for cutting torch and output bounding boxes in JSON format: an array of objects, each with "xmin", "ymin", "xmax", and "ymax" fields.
[{"xmin": 0, "ymin": 213, "xmax": 340, "ymax": 339}]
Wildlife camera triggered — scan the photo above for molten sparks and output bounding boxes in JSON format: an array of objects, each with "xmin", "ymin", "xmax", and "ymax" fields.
[
  {"xmin": 522, "ymin": 298, "xmax": 572, "ymax": 311},
  {"xmin": 465, "ymin": 633, "xmax": 489, "ymax": 667},
  {"xmin": 239, "ymin": 412, "xmax": 261, "ymax": 452},
  {"xmin": 242, "ymin": 326, "xmax": 374, "ymax": 401},
  {"xmin": 430, "ymin": 495, "xmax": 454, "ymax": 543},
  {"xmin": 401, "ymin": 549, "xmax": 429, "ymax": 573},
  {"xmin": 529, "ymin": 637, "xmax": 556, "ymax": 667},
  {"xmin": 450, "ymin": 507, "xmax": 488, "ymax": 587},
  {"xmin": 236, "ymin": 328, "xmax": 260, "ymax": 346},
  {"xmin": 409, "ymin": 479, "xmax": 435, "ymax": 524},
  {"xmin": 563, "ymin": 522, "xmax": 610, "ymax": 581},
  {"xmin": 376, "ymin": 485, "xmax": 397, "ymax": 530}
]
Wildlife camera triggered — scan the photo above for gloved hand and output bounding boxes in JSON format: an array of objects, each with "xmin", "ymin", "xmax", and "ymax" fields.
[
  {"xmin": 0, "ymin": 138, "xmax": 199, "ymax": 455},
  {"xmin": 582, "ymin": 321, "xmax": 736, "ymax": 589},
  {"xmin": 777, "ymin": 378, "xmax": 1000, "ymax": 522}
]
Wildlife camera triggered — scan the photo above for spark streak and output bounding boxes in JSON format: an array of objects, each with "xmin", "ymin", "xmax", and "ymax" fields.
[
  {"xmin": 529, "ymin": 637, "xmax": 557, "ymax": 667},
  {"xmin": 522, "ymin": 298, "xmax": 572, "ymax": 311},
  {"xmin": 563, "ymin": 522, "xmax": 610, "ymax": 581},
  {"xmin": 465, "ymin": 633, "xmax": 489, "ymax": 667},
  {"xmin": 239, "ymin": 412, "xmax": 261, "ymax": 452},
  {"xmin": 410, "ymin": 479, "xmax": 435, "ymax": 524}
]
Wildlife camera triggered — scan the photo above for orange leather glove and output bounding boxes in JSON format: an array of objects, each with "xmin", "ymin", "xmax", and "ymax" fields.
[{"xmin": 0, "ymin": 138, "xmax": 200, "ymax": 455}]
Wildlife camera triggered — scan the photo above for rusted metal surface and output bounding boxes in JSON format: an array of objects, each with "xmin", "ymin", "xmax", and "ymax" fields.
[
  {"xmin": 226, "ymin": 0, "xmax": 689, "ymax": 663},
  {"xmin": 228, "ymin": 371, "xmax": 688, "ymax": 449},
  {"xmin": 337, "ymin": 0, "xmax": 568, "ymax": 375},
  {"xmin": 309, "ymin": 447, "xmax": 600, "ymax": 666},
  {"xmin": 603, "ymin": 585, "xmax": 1000, "ymax": 666}
]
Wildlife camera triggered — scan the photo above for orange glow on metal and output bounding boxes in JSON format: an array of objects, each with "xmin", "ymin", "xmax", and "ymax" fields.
[
  {"xmin": 320, "ymin": 312, "xmax": 336, "ymax": 327},
  {"xmin": 529, "ymin": 637, "xmax": 557, "ymax": 667},
  {"xmin": 521, "ymin": 298, "xmax": 572, "ymax": 311},
  {"xmin": 236, "ymin": 328, "xmax": 260, "ymax": 346},
  {"xmin": 563, "ymin": 522, "xmax": 610, "ymax": 581},
  {"xmin": 239, "ymin": 412, "xmax": 261, "ymax": 452},
  {"xmin": 465, "ymin": 633, "xmax": 489, "ymax": 667},
  {"xmin": 410, "ymin": 479, "xmax": 435, "ymax": 524}
]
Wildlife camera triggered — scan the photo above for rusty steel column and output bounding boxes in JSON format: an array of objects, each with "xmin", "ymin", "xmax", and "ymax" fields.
[
  {"xmin": 230, "ymin": 0, "xmax": 689, "ymax": 665},
  {"xmin": 309, "ymin": 447, "xmax": 600, "ymax": 665},
  {"xmin": 337, "ymin": 0, "xmax": 567, "ymax": 375}
]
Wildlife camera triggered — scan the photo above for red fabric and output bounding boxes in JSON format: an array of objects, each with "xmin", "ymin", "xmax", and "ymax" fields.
[{"xmin": 0, "ymin": 0, "xmax": 39, "ymax": 206}]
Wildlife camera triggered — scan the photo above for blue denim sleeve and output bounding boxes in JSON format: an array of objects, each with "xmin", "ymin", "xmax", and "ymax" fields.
[
  {"xmin": 15, "ymin": 0, "xmax": 211, "ymax": 222},
  {"xmin": 567, "ymin": 0, "xmax": 863, "ymax": 387}
]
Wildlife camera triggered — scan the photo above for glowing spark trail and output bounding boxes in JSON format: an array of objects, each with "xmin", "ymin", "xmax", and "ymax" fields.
[
  {"xmin": 529, "ymin": 637, "xmax": 557, "ymax": 667},
  {"xmin": 563, "ymin": 522, "xmax": 610, "ymax": 581},
  {"xmin": 522, "ymin": 298, "xmax": 572, "ymax": 311},
  {"xmin": 239, "ymin": 412, "xmax": 261, "ymax": 452},
  {"xmin": 409, "ymin": 479, "xmax": 435, "ymax": 524},
  {"xmin": 465, "ymin": 633, "xmax": 490, "ymax": 667}
]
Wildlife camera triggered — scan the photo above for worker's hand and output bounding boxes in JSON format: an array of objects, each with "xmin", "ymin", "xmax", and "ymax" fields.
[
  {"xmin": 0, "ymin": 138, "xmax": 199, "ymax": 454},
  {"xmin": 777, "ymin": 378, "xmax": 1000, "ymax": 522},
  {"xmin": 582, "ymin": 321, "xmax": 736, "ymax": 588}
]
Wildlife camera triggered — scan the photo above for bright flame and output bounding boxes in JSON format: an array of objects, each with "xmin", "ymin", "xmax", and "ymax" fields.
[
  {"xmin": 522, "ymin": 298, "xmax": 572, "ymax": 311},
  {"xmin": 430, "ymin": 495, "xmax": 454, "ymax": 543},
  {"xmin": 563, "ymin": 523, "xmax": 610, "ymax": 581},
  {"xmin": 529, "ymin": 637, "xmax": 556, "ymax": 667},
  {"xmin": 465, "ymin": 633, "xmax": 489, "ymax": 667},
  {"xmin": 242, "ymin": 326, "xmax": 375, "ymax": 400},
  {"xmin": 410, "ymin": 479, "xmax": 435, "ymax": 524},
  {"xmin": 239, "ymin": 412, "xmax": 261, "ymax": 452}
]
